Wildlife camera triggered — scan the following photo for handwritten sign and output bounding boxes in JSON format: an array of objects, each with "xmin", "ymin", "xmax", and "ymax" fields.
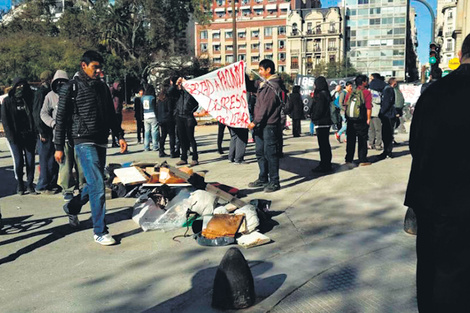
[
  {"xmin": 183, "ymin": 61, "xmax": 249, "ymax": 128},
  {"xmin": 399, "ymin": 83, "xmax": 422, "ymax": 105}
]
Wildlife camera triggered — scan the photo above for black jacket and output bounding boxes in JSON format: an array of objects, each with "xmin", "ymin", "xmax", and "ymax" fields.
[
  {"xmin": 169, "ymin": 86, "xmax": 198, "ymax": 118},
  {"xmin": 404, "ymin": 63, "xmax": 470, "ymax": 217},
  {"xmin": 156, "ymin": 96, "xmax": 175, "ymax": 124},
  {"xmin": 288, "ymin": 88, "xmax": 304, "ymax": 120},
  {"xmin": 54, "ymin": 71, "xmax": 124, "ymax": 151},
  {"xmin": 33, "ymin": 83, "xmax": 52, "ymax": 139},
  {"xmin": 379, "ymin": 85, "xmax": 396, "ymax": 119},
  {"xmin": 310, "ymin": 77, "xmax": 332, "ymax": 126},
  {"xmin": 1, "ymin": 78, "xmax": 36, "ymax": 143}
]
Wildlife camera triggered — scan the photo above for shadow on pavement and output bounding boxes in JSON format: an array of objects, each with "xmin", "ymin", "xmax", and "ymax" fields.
[
  {"xmin": 0, "ymin": 165, "xmax": 17, "ymax": 197},
  {"xmin": 0, "ymin": 206, "xmax": 134, "ymax": 265}
]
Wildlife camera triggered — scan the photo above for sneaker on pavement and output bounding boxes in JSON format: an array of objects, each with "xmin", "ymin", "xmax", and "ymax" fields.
[
  {"xmin": 335, "ymin": 132, "xmax": 341, "ymax": 143},
  {"xmin": 264, "ymin": 182, "xmax": 280, "ymax": 193},
  {"xmin": 68, "ymin": 214, "xmax": 80, "ymax": 228},
  {"xmin": 64, "ymin": 192, "xmax": 74, "ymax": 201},
  {"xmin": 190, "ymin": 160, "xmax": 199, "ymax": 167},
  {"xmin": 176, "ymin": 160, "xmax": 188, "ymax": 166},
  {"xmin": 94, "ymin": 234, "xmax": 116, "ymax": 246},
  {"xmin": 248, "ymin": 179, "xmax": 268, "ymax": 188}
]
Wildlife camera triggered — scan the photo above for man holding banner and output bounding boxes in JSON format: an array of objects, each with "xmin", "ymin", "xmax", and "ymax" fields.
[{"xmin": 246, "ymin": 59, "xmax": 284, "ymax": 193}]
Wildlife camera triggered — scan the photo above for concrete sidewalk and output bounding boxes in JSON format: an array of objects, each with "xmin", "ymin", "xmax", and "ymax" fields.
[{"xmin": 0, "ymin": 121, "xmax": 417, "ymax": 313}]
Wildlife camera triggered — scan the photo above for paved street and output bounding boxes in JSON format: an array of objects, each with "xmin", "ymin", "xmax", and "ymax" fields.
[{"xmin": 0, "ymin": 120, "xmax": 417, "ymax": 313}]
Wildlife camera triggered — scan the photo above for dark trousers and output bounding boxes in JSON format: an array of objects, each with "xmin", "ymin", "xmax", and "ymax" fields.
[
  {"xmin": 217, "ymin": 122, "xmax": 226, "ymax": 152},
  {"xmin": 112, "ymin": 113, "xmax": 123, "ymax": 143},
  {"xmin": 292, "ymin": 119, "xmax": 301, "ymax": 137},
  {"xmin": 316, "ymin": 127, "xmax": 332, "ymax": 168},
  {"xmin": 136, "ymin": 118, "xmax": 144, "ymax": 142},
  {"xmin": 159, "ymin": 121, "xmax": 176, "ymax": 157},
  {"xmin": 416, "ymin": 210, "xmax": 470, "ymax": 312},
  {"xmin": 255, "ymin": 124, "xmax": 280, "ymax": 184},
  {"xmin": 228, "ymin": 127, "xmax": 248, "ymax": 162},
  {"xmin": 380, "ymin": 116, "xmax": 394, "ymax": 157},
  {"xmin": 36, "ymin": 137, "xmax": 58, "ymax": 190},
  {"xmin": 176, "ymin": 115, "xmax": 198, "ymax": 161},
  {"xmin": 345, "ymin": 121, "xmax": 369, "ymax": 163},
  {"xmin": 8, "ymin": 137, "xmax": 36, "ymax": 190}
]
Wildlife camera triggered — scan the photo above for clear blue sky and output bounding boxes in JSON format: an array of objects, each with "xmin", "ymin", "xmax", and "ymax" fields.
[
  {"xmin": 322, "ymin": 0, "xmax": 437, "ymax": 65},
  {"xmin": 0, "ymin": 0, "xmax": 11, "ymax": 11}
]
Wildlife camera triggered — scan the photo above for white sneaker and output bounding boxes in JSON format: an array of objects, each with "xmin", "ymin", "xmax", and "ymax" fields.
[{"xmin": 94, "ymin": 234, "xmax": 116, "ymax": 246}]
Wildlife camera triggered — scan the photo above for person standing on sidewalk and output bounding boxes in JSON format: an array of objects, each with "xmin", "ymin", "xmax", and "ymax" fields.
[
  {"xmin": 1, "ymin": 78, "xmax": 37, "ymax": 195},
  {"xmin": 54, "ymin": 50, "xmax": 127, "ymax": 246},
  {"xmin": 344, "ymin": 75, "xmax": 372, "ymax": 166},
  {"xmin": 310, "ymin": 76, "xmax": 333, "ymax": 173},
  {"xmin": 155, "ymin": 81, "xmax": 176, "ymax": 158},
  {"xmin": 142, "ymin": 85, "xmax": 159, "ymax": 152},
  {"xmin": 41, "ymin": 70, "xmax": 85, "ymax": 201},
  {"xmin": 378, "ymin": 77, "xmax": 397, "ymax": 159},
  {"xmin": 368, "ymin": 73, "xmax": 386, "ymax": 150},
  {"xmin": 33, "ymin": 71, "xmax": 54, "ymax": 193},
  {"xmin": 110, "ymin": 80, "xmax": 123, "ymax": 147},
  {"xmin": 405, "ymin": 33, "xmax": 470, "ymax": 313},
  {"xmin": 170, "ymin": 77, "xmax": 199, "ymax": 167},
  {"xmin": 335, "ymin": 81, "xmax": 353, "ymax": 143},
  {"xmin": 287, "ymin": 85, "xmax": 303, "ymax": 137},
  {"xmin": 133, "ymin": 88, "xmax": 144, "ymax": 144},
  {"xmin": 247, "ymin": 59, "xmax": 285, "ymax": 192}
]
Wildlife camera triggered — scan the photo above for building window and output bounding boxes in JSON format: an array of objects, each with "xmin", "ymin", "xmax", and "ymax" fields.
[
  {"xmin": 279, "ymin": 40, "xmax": 285, "ymax": 49},
  {"xmin": 265, "ymin": 43, "xmax": 273, "ymax": 50},
  {"xmin": 251, "ymin": 55, "xmax": 260, "ymax": 63},
  {"xmin": 446, "ymin": 39, "xmax": 453, "ymax": 51},
  {"xmin": 200, "ymin": 43, "xmax": 208, "ymax": 52},
  {"xmin": 279, "ymin": 65, "xmax": 285, "ymax": 72},
  {"xmin": 278, "ymin": 52, "xmax": 286, "ymax": 61},
  {"xmin": 238, "ymin": 54, "xmax": 246, "ymax": 61},
  {"xmin": 238, "ymin": 31, "xmax": 246, "ymax": 39},
  {"xmin": 251, "ymin": 30, "xmax": 260, "ymax": 38},
  {"xmin": 358, "ymin": 0, "xmax": 369, "ymax": 4},
  {"xmin": 212, "ymin": 32, "xmax": 220, "ymax": 40},
  {"xmin": 278, "ymin": 26, "xmax": 286, "ymax": 36},
  {"xmin": 291, "ymin": 56, "xmax": 299, "ymax": 69},
  {"xmin": 213, "ymin": 45, "xmax": 221, "ymax": 52},
  {"xmin": 213, "ymin": 57, "xmax": 221, "ymax": 63},
  {"xmin": 292, "ymin": 23, "xmax": 299, "ymax": 36},
  {"xmin": 225, "ymin": 31, "xmax": 233, "ymax": 39},
  {"xmin": 265, "ymin": 54, "xmax": 273, "ymax": 60},
  {"xmin": 393, "ymin": 60, "xmax": 404, "ymax": 66},
  {"xmin": 254, "ymin": 9, "xmax": 263, "ymax": 15},
  {"xmin": 264, "ymin": 27, "xmax": 273, "ymax": 37},
  {"xmin": 316, "ymin": 23, "xmax": 321, "ymax": 34},
  {"xmin": 239, "ymin": 44, "xmax": 247, "ymax": 50},
  {"xmin": 226, "ymin": 45, "xmax": 233, "ymax": 51},
  {"xmin": 370, "ymin": 18, "xmax": 380, "ymax": 25},
  {"xmin": 307, "ymin": 22, "xmax": 312, "ymax": 34},
  {"xmin": 329, "ymin": 22, "xmax": 336, "ymax": 33},
  {"xmin": 226, "ymin": 55, "xmax": 234, "ymax": 63},
  {"xmin": 251, "ymin": 43, "xmax": 260, "ymax": 50},
  {"xmin": 200, "ymin": 31, "xmax": 208, "ymax": 39}
]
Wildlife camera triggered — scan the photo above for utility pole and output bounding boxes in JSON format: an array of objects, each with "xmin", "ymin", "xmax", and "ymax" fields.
[{"xmin": 231, "ymin": 0, "xmax": 237, "ymax": 62}]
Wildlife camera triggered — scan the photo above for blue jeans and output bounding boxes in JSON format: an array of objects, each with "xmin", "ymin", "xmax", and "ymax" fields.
[
  {"xmin": 254, "ymin": 124, "xmax": 280, "ymax": 185},
  {"xmin": 36, "ymin": 137, "xmax": 58, "ymax": 191},
  {"xmin": 144, "ymin": 118, "xmax": 159, "ymax": 150},
  {"xmin": 310, "ymin": 121, "xmax": 315, "ymax": 135},
  {"xmin": 337, "ymin": 113, "xmax": 347, "ymax": 136},
  {"xmin": 8, "ymin": 137, "xmax": 36, "ymax": 190},
  {"xmin": 68, "ymin": 143, "xmax": 108, "ymax": 236}
]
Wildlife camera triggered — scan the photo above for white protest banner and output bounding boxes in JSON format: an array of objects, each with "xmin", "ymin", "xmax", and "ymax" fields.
[
  {"xmin": 182, "ymin": 61, "xmax": 249, "ymax": 128},
  {"xmin": 399, "ymin": 83, "xmax": 422, "ymax": 105}
]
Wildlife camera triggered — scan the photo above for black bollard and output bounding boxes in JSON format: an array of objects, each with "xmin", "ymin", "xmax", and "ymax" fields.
[{"xmin": 212, "ymin": 247, "xmax": 256, "ymax": 309}]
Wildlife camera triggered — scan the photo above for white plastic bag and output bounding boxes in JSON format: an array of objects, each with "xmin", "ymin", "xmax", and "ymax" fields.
[
  {"xmin": 234, "ymin": 204, "xmax": 259, "ymax": 234},
  {"xmin": 132, "ymin": 199, "xmax": 165, "ymax": 232}
]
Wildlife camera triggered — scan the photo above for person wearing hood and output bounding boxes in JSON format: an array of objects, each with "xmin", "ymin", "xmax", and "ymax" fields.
[
  {"xmin": 41, "ymin": 70, "xmax": 85, "ymax": 201},
  {"xmin": 1, "ymin": 77, "xmax": 37, "ymax": 195},
  {"xmin": 246, "ymin": 59, "xmax": 285, "ymax": 192},
  {"xmin": 110, "ymin": 80, "xmax": 123, "ymax": 147},
  {"xmin": 310, "ymin": 76, "xmax": 333, "ymax": 172},
  {"xmin": 287, "ymin": 85, "xmax": 303, "ymax": 137}
]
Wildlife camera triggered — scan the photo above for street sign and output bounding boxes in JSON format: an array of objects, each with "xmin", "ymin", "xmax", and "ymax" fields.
[{"xmin": 448, "ymin": 57, "xmax": 460, "ymax": 70}]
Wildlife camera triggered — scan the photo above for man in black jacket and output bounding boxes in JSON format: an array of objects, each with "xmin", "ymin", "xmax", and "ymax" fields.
[
  {"xmin": 378, "ymin": 77, "xmax": 397, "ymax": 159},
  {"xmin": 405, "ymin": 33, "xmax": 470, "ymax": 312},
  {"xmin": 54, "ymin": 50, "xmax": 127, "ymax": 246},
  {"xmin": 170, "ymin": 77, "xmax": 199, "ymax": 167}
]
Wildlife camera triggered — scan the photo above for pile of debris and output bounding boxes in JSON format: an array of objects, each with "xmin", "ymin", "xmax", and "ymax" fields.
[{"xmin": 107, "ymin": 161, "xmax": 274, "ymax": 249}]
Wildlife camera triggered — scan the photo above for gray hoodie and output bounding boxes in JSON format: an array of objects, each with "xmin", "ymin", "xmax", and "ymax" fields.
[{"xmin": 40, "ymin": 70, "xmax": 69, "ymax": 140}]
